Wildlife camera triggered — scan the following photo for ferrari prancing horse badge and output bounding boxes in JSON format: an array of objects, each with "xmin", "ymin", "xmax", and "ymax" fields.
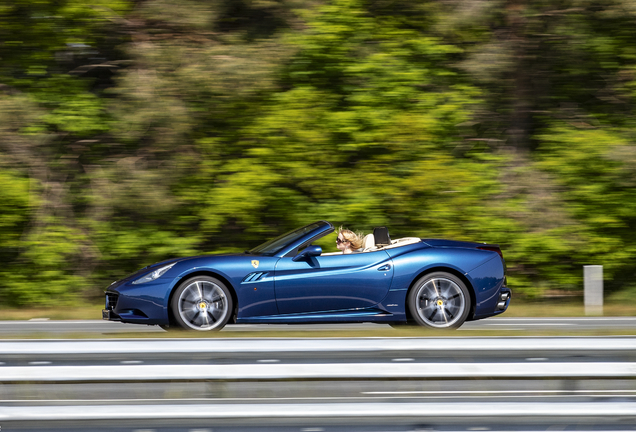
[{"xmin": 251, "ymin": 260, "xmax": 259, "ymax": 269}]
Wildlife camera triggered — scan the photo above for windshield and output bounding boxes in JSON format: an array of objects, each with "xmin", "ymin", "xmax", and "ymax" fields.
[{"xmin": 249, "ymin": 222, "xmax": 326, "ymax": 256}]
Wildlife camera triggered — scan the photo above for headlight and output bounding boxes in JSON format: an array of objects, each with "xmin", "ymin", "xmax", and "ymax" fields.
[{"xmin": 132, "ymin": 263, "xmax": 176, "ymax": 285}]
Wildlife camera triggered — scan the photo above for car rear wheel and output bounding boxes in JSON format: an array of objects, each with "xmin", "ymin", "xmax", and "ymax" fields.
[
  {"xmin": 171, "ymin": 276, "xmax": 233, "ymax": 331},
  {"xmin": 408, "ymin": 272, "xmax": 470, "ymax": 329}
]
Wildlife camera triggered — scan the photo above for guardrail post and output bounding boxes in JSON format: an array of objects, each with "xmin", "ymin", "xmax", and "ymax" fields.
[{"xmin": 584, "ymin": 265, "xmax": 603, "ymax": 316}]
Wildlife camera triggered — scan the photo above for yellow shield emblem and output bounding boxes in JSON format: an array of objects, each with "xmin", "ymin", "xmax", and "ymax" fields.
[{"xmin": 251, "ymin": 260, "xmax": 259, "ymax": 269}]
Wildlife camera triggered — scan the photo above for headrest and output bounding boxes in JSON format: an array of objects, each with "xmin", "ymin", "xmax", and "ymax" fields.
[
  {"xmin": 362, "ymin": 234, "xmax": 375, "ymax": 250},
  {"xmin": 373, "ymin": 226, "xmax": 391, "ymax": 247}
]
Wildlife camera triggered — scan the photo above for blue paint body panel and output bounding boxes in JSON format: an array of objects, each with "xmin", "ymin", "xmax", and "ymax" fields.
[
  {"xmin": 104, "ymin": 221, "xmax": 510, "ymax": 327},
  {"xmin": 274, "ymin": 250, "xmax": 393, "ymax": 314}
]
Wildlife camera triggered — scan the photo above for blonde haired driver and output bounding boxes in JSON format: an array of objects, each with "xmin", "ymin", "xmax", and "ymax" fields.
[{"xmin": 336, "ymin": 228, "xmax": 364, "ymax": 254}]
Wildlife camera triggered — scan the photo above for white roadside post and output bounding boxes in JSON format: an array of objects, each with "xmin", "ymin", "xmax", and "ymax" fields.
[{"xmin": 584, "ymin": 265, "xmax": 603, "ymax": 316}]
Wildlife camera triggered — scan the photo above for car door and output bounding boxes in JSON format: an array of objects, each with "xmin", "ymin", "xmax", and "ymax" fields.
[{"xmin": 274, "ymin": 250, "xmax": 394, "ymax": 314}]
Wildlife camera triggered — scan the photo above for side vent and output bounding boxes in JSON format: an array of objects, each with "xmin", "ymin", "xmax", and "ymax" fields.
[{"xmin": 242, "ymin": 272, "xmax": 269, "ymax": 283}]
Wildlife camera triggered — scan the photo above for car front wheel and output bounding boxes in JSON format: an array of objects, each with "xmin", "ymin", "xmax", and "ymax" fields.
[
  {"xmin": 171, "ymin": 276, "xmax": 233, "ymax": 331},
  {"xmin": 408, "ymin": 272, "xmax": 471, "ymax": 329}
]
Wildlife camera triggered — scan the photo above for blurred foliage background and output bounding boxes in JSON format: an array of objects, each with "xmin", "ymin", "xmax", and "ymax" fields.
[{"xmin": 1, "ymin": 0, "xmax": 636, "ymax": 307}]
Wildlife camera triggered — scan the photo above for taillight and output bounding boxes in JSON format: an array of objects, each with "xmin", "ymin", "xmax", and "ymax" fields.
[{"xmin": 478, "ymin": 245, "xmax": 503, "ymax": 259}]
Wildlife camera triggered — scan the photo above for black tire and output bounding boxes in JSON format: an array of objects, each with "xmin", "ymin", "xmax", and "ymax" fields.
[
  {"xmin": 170, "ymin": 276, "xmax": 233, "ymax": 331},
  {"xmin": 407, "ymin": 272, "xmax": 471, "ymax": 329}
]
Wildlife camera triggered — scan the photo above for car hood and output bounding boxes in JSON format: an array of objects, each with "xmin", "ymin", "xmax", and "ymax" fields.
[
  {"xmin": 113, "ymin": 253, "xmax": 243, "ymax": 285},
  {"xmin": 139, "ymin": 256, "xmax": 201, "ymax": 271}
]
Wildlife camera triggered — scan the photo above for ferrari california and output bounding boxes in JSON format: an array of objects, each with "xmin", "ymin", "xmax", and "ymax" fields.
[{"xmin": 103, "ymin": 221, "xmax": 510, "ymax": 330}]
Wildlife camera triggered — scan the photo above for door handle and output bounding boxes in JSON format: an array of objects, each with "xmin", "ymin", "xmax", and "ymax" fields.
[{"xmin": 378, "ymin": 264, "xmax": 391, "ymax": 271}]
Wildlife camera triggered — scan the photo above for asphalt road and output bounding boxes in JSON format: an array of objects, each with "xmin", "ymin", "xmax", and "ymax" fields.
[{"xmin": 2, "ymin": 316, "xmax": 636, "ymax": 335}]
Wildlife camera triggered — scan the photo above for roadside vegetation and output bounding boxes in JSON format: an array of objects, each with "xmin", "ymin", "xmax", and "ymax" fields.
[{"xmin": 2, "ymin": 0, "xmax": 636, "ymax": 309}]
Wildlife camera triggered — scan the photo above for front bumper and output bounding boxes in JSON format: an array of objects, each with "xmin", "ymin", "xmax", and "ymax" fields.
[
  {"xmin": 102, "ymin": 292, "xmax": 121, "ymax": 321},
  {"xmin": 102, "ymin": 278, "xmax": 172, "ymax": 325},
  {"xmin": 102, "ymin": 308, "xmax": 121, "ymax": 321}
]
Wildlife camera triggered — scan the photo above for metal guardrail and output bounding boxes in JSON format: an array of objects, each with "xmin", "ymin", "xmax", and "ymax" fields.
[
  {"xmin": 2, "ymin": 336, "xmax": 636, "ymax": 355},
  {"xmin": 2, "ymin": 337, "xmax": 636, "ymax": 382},
  {"xmin": 2, "ymin": 362, "xmax": 636, "ymax": 382},
  {"xmin": 2, "ymin": 402, "xmax": 636, "ymax": 423},
  {"xmin": 2, "ymin": 337, "xmax": 636, "ymax": 426}
]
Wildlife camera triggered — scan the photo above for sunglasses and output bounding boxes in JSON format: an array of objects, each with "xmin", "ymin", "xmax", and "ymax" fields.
[{"xmin": 336, "ymin": 238, "xmax": 349, "ymax": 244}]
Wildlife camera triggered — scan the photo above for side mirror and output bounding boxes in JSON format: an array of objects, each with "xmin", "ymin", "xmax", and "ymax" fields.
[{"xmin": 292, "ymin": 245, "xmax": 322, "ymax": 262}]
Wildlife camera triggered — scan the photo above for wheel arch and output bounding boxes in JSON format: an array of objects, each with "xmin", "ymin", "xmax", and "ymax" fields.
[
  {"xmin": 406, "ymin": 266, "xmax": 477, "ymax": 321},
  {"xmin": 167, "ymin": 270, "xmax": 239, "ymax": 325}
]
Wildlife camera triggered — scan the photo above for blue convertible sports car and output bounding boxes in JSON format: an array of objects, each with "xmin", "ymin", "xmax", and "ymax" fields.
[{"xmin": 103, "ymin": 221, "xmax": 510, "ymax": 331}]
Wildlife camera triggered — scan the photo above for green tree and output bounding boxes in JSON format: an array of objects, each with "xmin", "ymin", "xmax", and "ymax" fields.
[{"xmin": 0, "ymin": 0, "xmax": 132, "ymax": 305}]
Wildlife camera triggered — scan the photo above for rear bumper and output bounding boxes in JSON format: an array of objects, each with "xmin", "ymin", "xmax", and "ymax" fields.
[{"xmin": 470, "ymin": 285, "xmax": 511, "ymax": 321}]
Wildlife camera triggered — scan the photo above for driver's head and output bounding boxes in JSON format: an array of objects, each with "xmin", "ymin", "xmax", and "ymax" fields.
[{"xmin": 337, "ymin": 228, "xmax": 364, "ymax": 253}]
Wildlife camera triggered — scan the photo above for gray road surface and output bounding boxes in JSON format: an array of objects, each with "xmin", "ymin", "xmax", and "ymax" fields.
[{"xmin": 2, "ymin": 316, "xmax": 636, "ymax": 335}]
